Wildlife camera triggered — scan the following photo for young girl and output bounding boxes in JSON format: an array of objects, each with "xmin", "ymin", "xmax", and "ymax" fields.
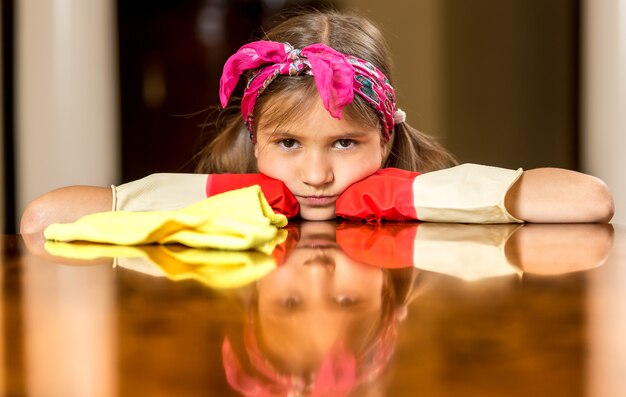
[{"xmin": 20, "ymin": 10, "xmax": 614, "ymax": 234}]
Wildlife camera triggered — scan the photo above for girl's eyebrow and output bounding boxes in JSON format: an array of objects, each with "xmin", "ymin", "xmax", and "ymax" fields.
[
  {"xmin": 265, "ymin": 131, "xmax": 300, "ymax": 139},
  {"xmin": 332, "ymin": 131, "xmax": 373, "ymax": 138},
  {"xmin": 262, "ymin": 130, "xmax": 374, "ymax": 139}
]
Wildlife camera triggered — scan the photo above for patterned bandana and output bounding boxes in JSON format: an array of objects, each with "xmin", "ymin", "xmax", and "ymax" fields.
[{"xmin": 219, "ymin": 40, "xmax": 397, "ymax": 142}]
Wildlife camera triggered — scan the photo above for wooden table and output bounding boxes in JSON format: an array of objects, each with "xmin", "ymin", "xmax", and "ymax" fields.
[{"xmin": 2, "ymin": 222, "xmax": 625, "ymax": 397}]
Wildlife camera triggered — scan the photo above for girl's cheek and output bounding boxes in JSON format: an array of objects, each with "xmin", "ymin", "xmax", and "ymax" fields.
[
  {"xmin": 258, "ymin": 156, "xmax": 295, "ymax": 187},
  {"xmin": 256, "ymin": 152, "xmax": 278, "ymax": 175}
]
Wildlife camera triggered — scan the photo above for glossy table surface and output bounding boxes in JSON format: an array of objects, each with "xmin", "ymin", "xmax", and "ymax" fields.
[{"xmin": 2, "ymin": 221, "xmax": 626, "ymax": 397}]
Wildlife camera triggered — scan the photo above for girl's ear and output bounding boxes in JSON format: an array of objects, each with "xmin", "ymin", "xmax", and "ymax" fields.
[{"xmin": 254, "ymin": 143, "xmax": 260, "ymax": 159}]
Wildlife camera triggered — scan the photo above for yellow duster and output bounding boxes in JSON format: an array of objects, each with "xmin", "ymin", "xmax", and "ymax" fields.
[{"xmin": 44, "ymin": 186, "xmax": 287, "ymax": 251}]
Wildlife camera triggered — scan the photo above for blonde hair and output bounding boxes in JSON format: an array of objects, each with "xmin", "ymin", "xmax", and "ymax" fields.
[{"xmin": 195, "ymin": 9, "xmax": 457, "ymax": 174}]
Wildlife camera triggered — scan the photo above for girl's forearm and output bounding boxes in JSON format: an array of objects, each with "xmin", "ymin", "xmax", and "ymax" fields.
[
  {"xmin": 504, "ymin": 168, "xmax": 614, "ymax": 223},
  {"xmin": 20, "ymin": 186, "xmax": 112, "ymax": 234}
]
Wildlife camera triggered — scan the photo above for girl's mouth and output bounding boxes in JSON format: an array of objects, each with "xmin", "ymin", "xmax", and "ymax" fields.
[{"xmin": 297, "ymin": 195, "xmax": 339, "ymax": 206}]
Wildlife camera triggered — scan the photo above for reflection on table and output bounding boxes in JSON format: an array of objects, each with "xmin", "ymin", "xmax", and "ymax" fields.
[{"xmin": 2, "ymin": 221, "xmax": 625, "ymax": 397}]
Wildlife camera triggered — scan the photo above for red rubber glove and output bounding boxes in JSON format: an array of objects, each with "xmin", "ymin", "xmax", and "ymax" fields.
[
  {"xmin": 335, "ymin": 168, "xmax": 420, "ymax": 221},
  {"xmin": 206, "ymin": 174, "xmax": 300, "ymax": 219}
]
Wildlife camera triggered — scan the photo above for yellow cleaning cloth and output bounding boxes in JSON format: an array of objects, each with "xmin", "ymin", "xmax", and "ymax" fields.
[
  {"xmin": 44, "ymin": 240, "xmax": 282, "ymax": 289},
  {"xmin": 44, "ymin": 186, "xmax": 288, "ymax": 250}
]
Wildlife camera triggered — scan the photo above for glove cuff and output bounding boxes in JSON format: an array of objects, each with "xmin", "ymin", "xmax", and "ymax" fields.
[
  {"xmin": 113, "ymin": 173, "xmax": 209, "ymax": 211},
  {"xmin": 412, "ymin": 164, "xmax": 524, "ymax": 223}
]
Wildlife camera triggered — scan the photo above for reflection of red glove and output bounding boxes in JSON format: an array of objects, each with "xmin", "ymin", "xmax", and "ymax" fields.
[
  {"xmin": 336, "ymin": 168, "xmax": 419, "ymax": 221},
  {"xmin": 269, "ymin": 224, "xmax": 300, "ymax": 265},
  {"xmin": 336, "ymin": 222, "xmax": 419, "ymax": 268},
  {"xmin": 268, "ymin": 222, "xmax": 419, "ymax": 269},
  {"xmin": 206, "ymin": 174, "xmax": 300, "ymax": 219}
]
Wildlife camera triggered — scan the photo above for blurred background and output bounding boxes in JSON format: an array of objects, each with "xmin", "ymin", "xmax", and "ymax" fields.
[{"xmin": 1, "ymin": 0, "xmax": 624, "ymax": 233}]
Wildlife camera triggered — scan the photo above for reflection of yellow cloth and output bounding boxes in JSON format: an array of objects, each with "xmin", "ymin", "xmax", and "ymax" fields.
[
  {"xmin": 44, "ymin": 231, "xmax": 287, "ymax": 289},
  {"xmin": 44, "ymin": 186, "xmax": 287, "ymax": 250}
]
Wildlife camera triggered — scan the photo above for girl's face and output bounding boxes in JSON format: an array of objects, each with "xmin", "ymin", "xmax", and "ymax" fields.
[{"xmin": 254, "ymin": 97, "xmax": 386, "ymax": 220}]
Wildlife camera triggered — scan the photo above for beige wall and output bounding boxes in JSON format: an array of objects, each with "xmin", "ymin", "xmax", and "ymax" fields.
[
  {"xmin": 581, "ymin": 0, "xmax": 626, "ymax": 225},
  {"xmin": 16, "ymin": 0, "xmax": 120, "ymax": 222}
]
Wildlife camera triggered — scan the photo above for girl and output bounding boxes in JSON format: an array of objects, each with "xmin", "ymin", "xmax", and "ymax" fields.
[{"xmin": 20, "ymin": 10, "xmax": 614, "ymax": 234}]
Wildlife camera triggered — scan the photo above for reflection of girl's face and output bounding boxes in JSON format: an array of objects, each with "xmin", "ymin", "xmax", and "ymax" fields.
[{"xmin": 256, "ymin": 222, "xmax": 384, "ymax": 370}]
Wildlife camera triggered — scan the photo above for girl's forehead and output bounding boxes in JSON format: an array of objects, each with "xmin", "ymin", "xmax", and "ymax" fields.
[{"xmin": 257, "ymin": 96, "xmax": 380, "ymax": 137}]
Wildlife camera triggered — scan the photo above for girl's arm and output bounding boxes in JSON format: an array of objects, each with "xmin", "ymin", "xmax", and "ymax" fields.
[
  {"xmin": 20, "ymin": 186, "xmax": 112, "ymax": 234},
  {"xmin": 20, "ymin": 173, "xmax": 299, "ymax": 234},
  {"xmin": 336, "ymin": 164, "xmax": 615, "ymax": 223},
  {"xmin": 21, "ymin": 173, "xmax": 212, "ymax": 234},
  {"xmin": 504, "ymin": 168, "xmax": 614, "ymax": 223}
]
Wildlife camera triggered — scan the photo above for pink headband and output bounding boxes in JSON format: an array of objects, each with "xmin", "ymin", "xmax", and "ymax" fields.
[{"xmin": 219, "ymin": 40, "xmax": 398, "ymax": 142}]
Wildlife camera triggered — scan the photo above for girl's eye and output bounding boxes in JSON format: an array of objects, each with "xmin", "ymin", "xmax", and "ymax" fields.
[
  {"xmin": 334, "ymin": 139, "xmax": 356, "ymax": 149},
  {"xmin": 278, "ymin": 139, "xmax": 299, "ymax": 149},
  {"xmin": 335, "ymin": 296, "xmax": 359, "ymax": 307},
  {"xmin": 282, "ymin": 296, "xmax": 302, "ymax": 310}
]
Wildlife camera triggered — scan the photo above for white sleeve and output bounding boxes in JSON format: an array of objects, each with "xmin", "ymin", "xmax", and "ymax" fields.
[
  {"xmin": 111, "ymin": 173, "xmax": 208, "ymax": 211},
  {"xmin": 412, "ymin": 163, "xmax": 524, "ymax": 223}
]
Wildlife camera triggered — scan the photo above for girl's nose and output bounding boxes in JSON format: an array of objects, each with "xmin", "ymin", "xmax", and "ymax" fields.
[{"xmin": 301, "ymin": 152, "xmax": 334, "ymax": 187}]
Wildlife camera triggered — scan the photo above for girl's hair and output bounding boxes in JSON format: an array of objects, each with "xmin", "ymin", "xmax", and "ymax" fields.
[{"xmin": 195, "ymin": 9, "xmax": 457, "ymax": 174}]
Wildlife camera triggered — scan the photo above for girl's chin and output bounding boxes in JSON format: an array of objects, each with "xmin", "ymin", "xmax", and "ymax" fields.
[{"xmin": 298, "ymin": 205, "xmax": 337, "ymax": 221}]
